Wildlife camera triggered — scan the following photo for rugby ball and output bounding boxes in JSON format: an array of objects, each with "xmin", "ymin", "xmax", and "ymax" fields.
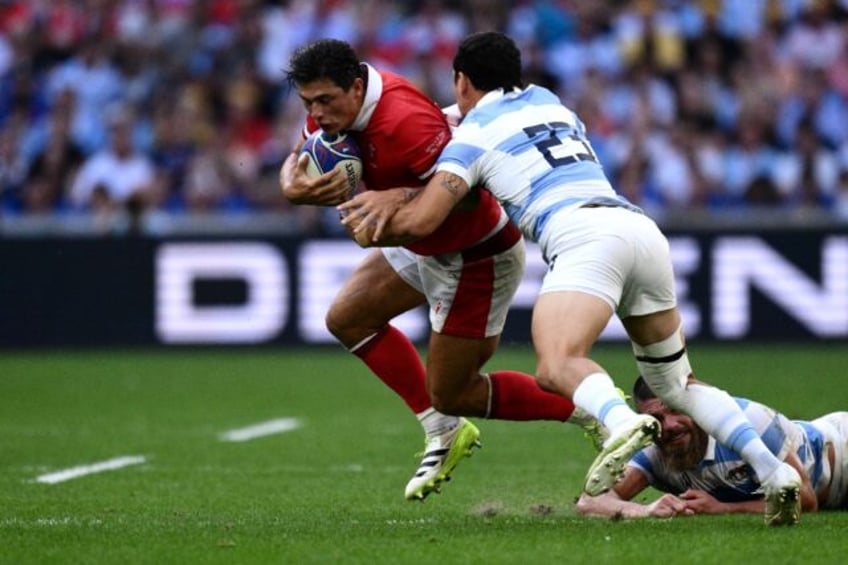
[{"xmin": 301, "ymin": 131, "xmax": 363, "ymax": 196}]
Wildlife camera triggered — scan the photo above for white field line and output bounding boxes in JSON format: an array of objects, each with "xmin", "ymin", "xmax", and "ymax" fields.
[
  {"xmin": 35, "ymin": 455, "xmax": 146, "ymax": 485},
  {"xmin": 219, "ymin": 418, "xmax": 302, "ymax": 442}
]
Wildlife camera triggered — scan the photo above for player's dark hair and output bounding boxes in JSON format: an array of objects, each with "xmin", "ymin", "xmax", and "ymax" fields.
[
  {"xmin": 633, "ymin": 376, "xmax": 658, "ymax": 404},
  {"xmin": 286, "ymin": 39, "xmax": 364, "ymax": 90},
  {"xmin": 453, "ymin": 31, "xmax": 523, "ymax": 92}
]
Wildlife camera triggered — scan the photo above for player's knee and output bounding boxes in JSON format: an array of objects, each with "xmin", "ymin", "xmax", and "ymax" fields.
[
  {"xmin": 326, "ymin": 300, "xmax": 394, "ymax": 345},
  {"xmin": 535, "ymin": 355, "xmax": 591, "ymax": 395},
  {"xmin": 324, "ymin": 305, "xmax": 348, "ymax": 340},
  {"xmin": 325, "ymin": 303, "xmax": 371, "ymax": 343},
  {"xmin": 535, "ymin": 364, "xmax": 558, "ymax": 394}
]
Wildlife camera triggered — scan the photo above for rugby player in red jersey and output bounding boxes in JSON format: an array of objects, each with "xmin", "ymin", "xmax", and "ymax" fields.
[{"xmin": 279, "ymin": 39, "xmax": 588, "ymax": 501}]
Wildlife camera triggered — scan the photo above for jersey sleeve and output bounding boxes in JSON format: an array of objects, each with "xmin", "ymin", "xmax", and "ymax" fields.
[
  {"xmin": 437, "ymin": 140, "xmax": 485, "ymax": 187},
  {"xmin": 628, "ymin": 447, "xmax": 659, "ymax": 486}
]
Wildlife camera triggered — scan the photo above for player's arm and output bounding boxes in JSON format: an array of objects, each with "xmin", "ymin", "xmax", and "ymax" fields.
[
  {"xmin": 279, "ymin": 137, "xmax": 351, "ymax": 206},
  {"xmin": 576, "ymin": 467, "xmax": 690, "ymax": 519},
  {"xmin": 680, "ymin": 451, "xmax": 817, "ymax": 514},
  {"xmin": 338, "ymin": 171, "xmax": 470, "ymax": 246},
  {"xmin": 676, "ymin": 490, "xmax": 765, "ymax": 514}
]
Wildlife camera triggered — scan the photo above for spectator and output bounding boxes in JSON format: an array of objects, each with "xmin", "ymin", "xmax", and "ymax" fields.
[
  {"xmin": 45, "ymin": 36, "xmax": 125, "ymax": 154},
  {"xmin": 772, "ymin": 118, "xmax": 841, "ymax": 207},
  {"xmin": 614, "ymin": 0, "xmax": 687, "ymax": 75},
  {"xmin": 20, "ymin": 90, "xmax": 84, "ymax": 213},
  {"xmin": 182, "ymin": 131, "xmax": 236, "ymax": 213},
  {"xmin": 643, "ymin": 119, "xmax": 711, "ymax": 210},
  {"xmin": 775, "ymin": 67, "xmax": 848, "ymax": 149},
  {"xmin": 684, "ymin": 31, "xmax": 739, "ymax": 131},
  {"xmin": 39, "ymin": 0, "xmax": 89, "ymax": 64},
  {"xmin": 68, "ymin": 109, "xmax": 156, "ymax": 227},
  {"xmin": 1, "ymin": 0, "xmax": 848, "ymax": 231},
  {"xmin": 720, "ymin": 114, "xmax": 781, "ymax": 206},
  {"xmin": 834, "ymin": 169, "xmax": 848, "ymax": 221},
  {"xmin": 0, "ymin": 108, "xmax": 28, "ymax": 211},
  {"xmin": 782, "ymin": 0, "xmax": 845, "ymax": 70},
  {"xmin": 544, "ymin": 3, "xmax": 621, "ymax": 95},
  {"xmin": 149, "ymin": 95, "xmax": 197, "ymax": 212}
]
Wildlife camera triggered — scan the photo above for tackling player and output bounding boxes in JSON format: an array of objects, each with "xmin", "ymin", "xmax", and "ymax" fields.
[
  {"xmin": 279, "ymin": 39, "xmax": 593, "ymax": 501},
  {"xmin": 339, "ymin": 31, "xmax": 803, "ymax": 525}
]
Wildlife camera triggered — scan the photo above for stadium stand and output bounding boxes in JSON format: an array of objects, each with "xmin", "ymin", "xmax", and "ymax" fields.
[{"xmin": 1, "ymin": 0, "xmax": 848, "ymax": 236}]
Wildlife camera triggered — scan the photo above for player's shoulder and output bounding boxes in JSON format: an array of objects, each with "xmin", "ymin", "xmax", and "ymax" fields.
[
  {"xmin": 376, "ymin": 68, "xmax": 416, "ymax": 90},
  {"xmin": 370, "ymin": 79, "xmax": 448, "ymax": 144},
  {"xmin": 628, "ymin": 445, "xmax": 663, "ymax": 484},
  {"xmin": 450, "ymin": 105, "xmax": 511, "ymax": 146},
  {"xmin": 377, "ymin": 71, "xmax": 443, "ymax": 116},
  {"xmin": 524, "ymin": 83, "xmax": 562, "ymax": 102}
]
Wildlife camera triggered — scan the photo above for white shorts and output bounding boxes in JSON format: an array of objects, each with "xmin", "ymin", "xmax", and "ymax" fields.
[
  {"xmin": 811, "ymin": 411, "xmax": 848, "ymax": 509},
  {"xmin": 381, "ymin": 229, "xmax": 525, "ymax": 338},
  {"xmin": 538, "ymin": 206, "xmax": 677, "ymax": 318}
]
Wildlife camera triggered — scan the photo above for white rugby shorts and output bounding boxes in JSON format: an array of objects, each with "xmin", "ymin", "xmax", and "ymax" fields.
[
  {"xmin": 381, "ymin": 235, "xmax": 524, "ymax": 339},
  {"xmin": 811, "ymin": 411, "xmax": 848, "ymax": 509},
  {"xmin": 539, "ymin": 206, "xmax": 677, "ymax": 318}
]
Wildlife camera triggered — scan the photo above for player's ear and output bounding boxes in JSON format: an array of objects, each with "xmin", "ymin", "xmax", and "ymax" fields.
[
  {"xmin": 350, "ymin": 76, "xmax": 365, "ymax": 98},
  {"xmin": 453, "ymin": 73, "xmax": 474, "ymax": 115},
  {"xmin": 454, "ymin": 71, "xmax": 466, "ymax": 89},
  {"xmin": 456, "ymin": 72, "xmax": 475, "ymax": 98}
]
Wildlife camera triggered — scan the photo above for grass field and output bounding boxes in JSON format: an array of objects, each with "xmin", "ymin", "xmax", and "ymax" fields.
[{"xmin": 2, "ymin": 343, "xmax": 847, "ymax": 564}]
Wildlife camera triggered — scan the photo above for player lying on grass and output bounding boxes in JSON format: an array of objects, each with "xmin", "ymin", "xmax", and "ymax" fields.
[{"xmin": 576, "ymin": 376, "xmax": 848, "ymax": 520}]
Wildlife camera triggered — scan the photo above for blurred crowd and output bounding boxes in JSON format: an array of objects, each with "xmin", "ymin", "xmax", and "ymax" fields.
[{"xmin": 2, "ymin": 0, "xmax": 848, "ymax": 235}]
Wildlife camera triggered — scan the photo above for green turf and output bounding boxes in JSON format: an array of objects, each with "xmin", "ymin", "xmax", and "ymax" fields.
[{"xmin": 1, "ymin": 344, "xmax": 847, "ymax": 564}]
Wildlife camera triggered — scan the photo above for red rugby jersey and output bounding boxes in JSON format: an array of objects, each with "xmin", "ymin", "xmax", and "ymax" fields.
[{"xmin": 304, "ymin": 64, "xmax": 503, "ymax": 256}]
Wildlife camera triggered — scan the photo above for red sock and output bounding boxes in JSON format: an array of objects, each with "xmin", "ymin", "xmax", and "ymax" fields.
[
  {"xmin": 488, "ymin": 370, "xmax": 575, "ymax": 421},
  {"xmin": 352, "ymin": 325, "xmax": 431, "ymax": 414}
]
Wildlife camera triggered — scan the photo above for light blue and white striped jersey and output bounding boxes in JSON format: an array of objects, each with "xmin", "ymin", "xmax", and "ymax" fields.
[
  {"xmin": 630, "ymin": 397, "xmax": 828, "ymax": 503},
  {"xmin": 437, "ymin": 85, "xmax": 640, "ymax": 243}
]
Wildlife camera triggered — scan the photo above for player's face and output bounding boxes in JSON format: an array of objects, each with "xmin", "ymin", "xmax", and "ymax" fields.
[
  {"xmin": 637, "ymin": 398, "xmax": 708, "ymax": 471},
  {"xmin": 297, "ymin": 78, "xmax": 364, "ymax": 136}
]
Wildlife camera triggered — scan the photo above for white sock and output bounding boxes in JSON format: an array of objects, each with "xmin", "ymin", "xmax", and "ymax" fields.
[
  {"xmin": 682, "ymin": 384, "xmax": 781, "ymax": 480},
  {"xmin": 572, "ymin": 372, "xmax": 636, "ymax": 436},
  {"xmin": 634, "ymin": 324, "xmax": 783, "ymax": 481},
  {"xmin": 417, "ymin": 407, "xmax": 459, "ymax": 437}
]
